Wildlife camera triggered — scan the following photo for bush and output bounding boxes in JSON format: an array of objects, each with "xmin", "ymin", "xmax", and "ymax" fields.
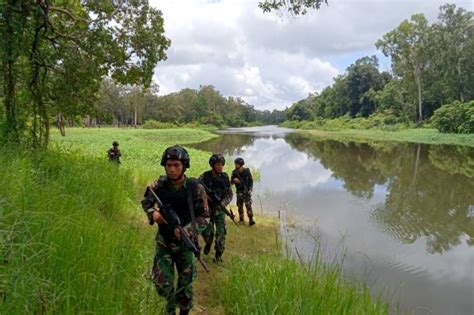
[
  {"xmin": 431, "ymin": 101, "xmax": 474, "ymax": 134},
  {"xmin": 142, "ymin": 119, "xmax": 179, "ymax": 129}
]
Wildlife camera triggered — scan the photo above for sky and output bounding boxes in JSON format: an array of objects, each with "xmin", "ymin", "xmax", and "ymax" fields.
[{"xmin": 149, "ymin": 0, "xmax": 473, "ymax": 110}]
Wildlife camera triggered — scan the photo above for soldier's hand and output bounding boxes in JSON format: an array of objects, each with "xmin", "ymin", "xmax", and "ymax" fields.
[
  {"xmin": 152, "ymin": 210, "xmax": 168, "ymax": 224},
  {"xmin": 174, "ymin": 227, "xmax": 190, "ymax": 241},
  {"xmin": 233, "ymin": 178, "xmax": 240, "ymax": 184}
]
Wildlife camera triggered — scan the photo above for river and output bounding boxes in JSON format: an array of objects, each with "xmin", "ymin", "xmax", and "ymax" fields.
[{"xmin": 190, "ymin": 125, "xmax": 474, "ymax": 315}]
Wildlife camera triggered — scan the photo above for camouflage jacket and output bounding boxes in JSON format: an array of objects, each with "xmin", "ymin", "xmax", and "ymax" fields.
[
  {"xmin": 199, "ymin": 170, "xmax": 233, "ymax": 210},
  {"xmin": 141, "ymin": 176, "xmax": 210, "ymax": 245},
  {"xmin": 231, "ymin": 167, "xmax": 253, "ymax": 193}
]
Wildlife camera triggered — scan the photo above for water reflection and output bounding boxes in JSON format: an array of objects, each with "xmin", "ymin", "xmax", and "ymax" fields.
[
  {"xmin": 192, "ymin": 127, "xmax": 474, "ymax": 314},
  {"xmin": 285, "ymin": 133, "xmax": 474, "ymax": 254}
]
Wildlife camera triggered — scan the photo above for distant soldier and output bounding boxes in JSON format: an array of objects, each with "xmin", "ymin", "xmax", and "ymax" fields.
[
  {"xmin": 141, "ymin": 145, "xmax": 210, "ymax": 315},
  {"xmin": 107, "ymin": 141, "xmax": 121, "ymax": 164},
  {"xmin": 200, "ymin": 154, "xmax": 233, "ymax": 263},
  {"xmin": 231, "ymin": 157, "xmax": 255, "ymax": 226}
]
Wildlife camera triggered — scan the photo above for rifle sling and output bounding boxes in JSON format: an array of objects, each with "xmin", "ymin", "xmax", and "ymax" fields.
[{"xmin": 186, "ymin": 181, "xmax": 198, "ymax": 238}]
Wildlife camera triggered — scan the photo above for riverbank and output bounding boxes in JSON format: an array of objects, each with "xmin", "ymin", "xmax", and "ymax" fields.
[
  {"xmin": 292, "ymin": 128, "xmax": 474, "ymax": 147},
  {"xmin": 1, "ymin": 128, "xmax": 389, "ymax": 314},
  {"xmin": 196, "ymin": 214, "xmax": 389, "ymax": 314}
]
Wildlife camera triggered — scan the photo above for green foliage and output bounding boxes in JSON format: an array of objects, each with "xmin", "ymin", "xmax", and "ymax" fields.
[
  {"xmin": 217, "ymin": 255, "xmax": 388, "ymax": 314},
  {"xmin": 283, "ymin": 112, "xmax": 411, "ymax": 132},
  {"xmin": 94, "ymin": 83, "xmax": 283, "ymax": 128},
  {"xmin": 431, "ymin": 101, "xmax": 474, "ymax": 134},
  {"xmin": 284, "ymin": 4, "xmax": 473, "ymax": 128},
  {"xmin": 142, "ymin": 119, "xmax": 179, "ymax": 129},
  {"xmin": 50, "ymin": 128, "xmax": 218, "ymax": 184},
  {"xmin": 0, "ymin": 148, "xmax": 163, "ymax": 314},
  {"xmin": 1, "ymin": 1, "xmax": 170, "ymax": 147},
  {"xmin": 259, "ymin": 0, "xmax": 327, "ymax": 15}
]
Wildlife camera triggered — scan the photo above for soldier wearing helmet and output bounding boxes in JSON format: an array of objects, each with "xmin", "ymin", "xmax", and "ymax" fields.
[
  {"xmin": 199, "ymin": 153, "xmax": 233, "ymax": 263},
  {"xmin": 141, "ymin": 145, "xmax": 209, "ymax": 315},
  {"xmin": 107, "ymin": 141, "xmax": 122, "ymax": 164},
  {"xmin": 231, "ymin": 157, "xmax": 255, "ymax": 226}
]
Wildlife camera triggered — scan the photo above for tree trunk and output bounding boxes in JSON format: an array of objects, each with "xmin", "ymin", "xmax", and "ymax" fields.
[
  {"xmin": 134, "ymin": 103, "xmax": 138, "ymax": 128},
  {"xmin": 414, "ymin": 67, "xmax": 423, "ymax": 123},
  {"xmin": 57, "ymin": 113, "xmax": 66, "ymax": 136},
  {"xmin": 457, "ymin": 58, "xmax": 464, "ymax": 103}
]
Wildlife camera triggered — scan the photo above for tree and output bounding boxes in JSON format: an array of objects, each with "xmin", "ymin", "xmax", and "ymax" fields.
[
  {"xmin": 430, "ymin": 4, "xmax": 474, "ymax": 104},
  {"xmin": 344, "ymin": 56, "xmax": 391, "ymax": 117},
  {"xmin": 376, "ymin": 14, "xmax": 430, "ymax": 123},
  {"xmin": 259, "ymin": 0, "xmax": 327, "ymax": 15},
  {"xmin": 287, "ymin": 101, "xmax": 313, "ymax": 121},
  {"xmin": 0, "ymin": 1, "xmax": 170, "ymax": 146}
]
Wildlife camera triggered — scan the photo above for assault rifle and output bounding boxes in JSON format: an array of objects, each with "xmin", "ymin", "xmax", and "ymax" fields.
[
  {"xmin": 146, "ymin": 187, "xmax": 210, "ymax": 272},
  {"xmin": 200, "ymin": 183, "xmax": 239, "ymax": 227}
]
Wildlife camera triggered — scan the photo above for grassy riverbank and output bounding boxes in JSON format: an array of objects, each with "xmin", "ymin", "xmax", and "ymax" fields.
[
  {"xmin": 294, "ymin": 128, "xmax": 474, "ymax": 147},
  {"xmin": 2, "ymin": 128, "xmax": 389, "ymax": 314}
]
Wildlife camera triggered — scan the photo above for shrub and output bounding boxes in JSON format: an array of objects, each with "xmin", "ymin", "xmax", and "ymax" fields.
[
  {"xmin": 142, "ymin": 119, "xmax": 178, "ymax": 129},
  {"xmin": 431, "ymin": 101, "xmax": 474, "ymax": 134}
]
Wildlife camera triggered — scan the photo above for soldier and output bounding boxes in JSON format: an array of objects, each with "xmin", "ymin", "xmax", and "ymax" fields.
[
  {"xmin": 107, "ymin": 141, "xmax": 121, "ymax": 164},
  {"xmin": 200, "ymin": 154, "xmax": 233, "ymax": 263},
  {"xmin": 141, "ymin": 145, "xmax": 209, "ymax": 315},
  {"xmin": 231, "ymin": 157, "xmax": 255, "ymax": 226}
]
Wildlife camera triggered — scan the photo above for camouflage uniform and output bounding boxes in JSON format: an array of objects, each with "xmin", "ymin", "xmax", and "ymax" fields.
[
  {"xmin": 107, "ymin": 147, "xmax": 121, "ymax": 164},
  {"xmin": 231, "ymin": 167, "xmax": 254, "ymax": 223},
  {"xmin": 199, "ymin": 170, "xmax": 233, "ymax": 261},
  {"xmin": 142, "ymin": 176, "xmax": 209, "ymax": 314}
]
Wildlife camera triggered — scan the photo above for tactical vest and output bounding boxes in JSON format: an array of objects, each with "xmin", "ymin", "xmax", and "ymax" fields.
[
  {"xmin": 154, "ymin": 176, "xmax": 199, "ymax": 243},
  {"xmin": 200, "ymin": 170, "xmax": 230, "ymax": 201}
]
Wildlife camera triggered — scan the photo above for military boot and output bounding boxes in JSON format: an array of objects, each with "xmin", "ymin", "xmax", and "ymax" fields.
[
  {"xmin": 179, "ymin": 309, "xmax": 189, "ymax": 315},
  {"xmin": 213, "ymin": 253, "xmax": 223, "ymax": 264},
  {"xmin": 203, "ymin": 241, "xmax": 212, "ymax": 255},
  {"xmin": 249, "ymin": 217, "xmax": 256, "ymax": 226},
  {"xmin": 238, "ymin": 216, "xmax": 244, "ymax": 225}
]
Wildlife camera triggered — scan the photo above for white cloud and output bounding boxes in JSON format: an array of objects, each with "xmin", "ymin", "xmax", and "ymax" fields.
[{"xmin": 150, "ymin": 0, "xmax": 472, "ymax": 109}]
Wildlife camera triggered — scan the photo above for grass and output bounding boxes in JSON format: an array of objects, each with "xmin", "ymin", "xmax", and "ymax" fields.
[
  {"xmin": 0, "ymin": 148, "xmax": 163, "ymax": 314},
  {"xmin": 50, "ymin": 127, "xmax": 218, "ymax": 185},
  {"xmin": 2, "ymin": 127, "xmax": 390, "ymax": 314},
  {"xmin": 298, "ymin": 128, "xmax": 474, "ymax": 147},
  {"xmin": 198, "ymin": 216, "xmax": 388, "ymax": 314}
]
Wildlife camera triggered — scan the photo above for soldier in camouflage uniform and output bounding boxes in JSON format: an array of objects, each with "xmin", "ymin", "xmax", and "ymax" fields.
[
  {"xmin": 231, "ymin": 157, "xmax": 255, "ymax": 226},
  {"xmin": 200, "ymin": 154, "xmax": 233, "ymax": 263},
  {"xmin": 141, "ymin": 145, "xmax": 209, "ymax": 315},
  {"xmin": 107, "ymin": 141, "xmax": 121, "ymax": 164}
]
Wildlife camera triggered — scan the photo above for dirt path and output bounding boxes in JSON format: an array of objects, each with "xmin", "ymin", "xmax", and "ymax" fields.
[{"xmin": 191, "ymin": 214, "xmax": 280, "ymax": 314}]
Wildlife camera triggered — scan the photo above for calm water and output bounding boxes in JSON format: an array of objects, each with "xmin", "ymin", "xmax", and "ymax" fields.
[{"xmin": 191, "ymin": 126, "xmax": 474, "ymax": 315}]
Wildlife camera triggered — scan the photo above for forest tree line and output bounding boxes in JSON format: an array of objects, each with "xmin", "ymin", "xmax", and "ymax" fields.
[
  {"xmin": 90, "ymin": 79, "xmax": 287, "ymax": 128},
  {"xmin": 285, "ymin": 4, "xmax": 473, "ymax": 133}
]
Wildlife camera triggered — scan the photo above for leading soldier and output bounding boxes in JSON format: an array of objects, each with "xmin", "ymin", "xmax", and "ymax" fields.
[{"xmin": 141, "ymin": 145, "xmax": 209, "ymax": 315}]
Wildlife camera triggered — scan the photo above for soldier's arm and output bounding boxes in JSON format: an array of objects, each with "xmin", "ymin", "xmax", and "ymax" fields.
[
  {"xmin": 141, "ymin": 182, "xmax": 158, "ymax": 222},
  {"xmin": 247, "ymin": 169, "xmax": 253, "ymax": 191},
  {"xmin": 117, "ymin": 149, "xmax": 122, "ymax": 157},
  {"xmin": 230, "ymin": 170, "xmax": 237, "ymax": 185},
  {"xmin": 222, "ymin": 174, "xmax": 233, "ymax": 206}
]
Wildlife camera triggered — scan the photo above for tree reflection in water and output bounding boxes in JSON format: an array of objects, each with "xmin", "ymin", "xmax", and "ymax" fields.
[{"xmin": 284, "ymin": 133, "xmax": 474, "ymax": 254}]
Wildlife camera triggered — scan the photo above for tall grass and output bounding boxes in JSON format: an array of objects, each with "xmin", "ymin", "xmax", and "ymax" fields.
[
  {"xmin": 216, "ymin": 254, "xmax": 388, "ymax": 315},
  {"xmin": 50, "ymin": 127, "xmax": 218, "ymax": 185},
  {"xmin": 0, "ymin": 147, "xmax": 162, "ymax": 314}
]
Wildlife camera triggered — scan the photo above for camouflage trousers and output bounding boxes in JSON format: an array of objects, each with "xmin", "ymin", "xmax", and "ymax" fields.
[
  {"xmin": 236, "ymin": 191, "xmax": 253, "ymax": 220},
  {"xmin": 202, "ymin": 211, "xmax": 226, "ymax": 259},
  {"xmin": 151, "ymin": 243, "xmax": 196, "ymax": 314}
]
